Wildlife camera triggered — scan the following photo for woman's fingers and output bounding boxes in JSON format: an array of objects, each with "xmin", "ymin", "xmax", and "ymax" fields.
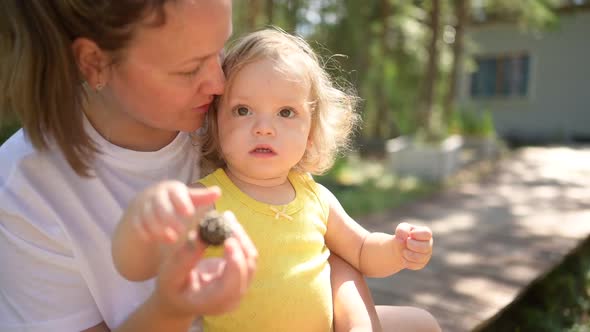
[
  {"xmin": 149, "ymin": 183, "xmax": 256, "ymax": 316},
  {"xmin": 154, "ymin": 215, "xmax": 257, "ymax": 317},
  {"xmin": 154, "ymin": 239, "xmax": 208, "ymax": 315},
  {"xmin": 222, "ymin": 211, "xmax": 258, "ymax": 285},
  {"xmin": 222, "ymin": 237, "xmax": 250, "ymax": 296},
  {"xmin": 175, "ymin": 237, "xmax": 250, "ymax": 315},
  {"xmin": 200, "ymin": 238, "xmax": 249, "ymax": 313}
]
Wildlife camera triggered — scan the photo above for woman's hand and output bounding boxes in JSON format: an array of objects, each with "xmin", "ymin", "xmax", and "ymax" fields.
[{"xmin": 151, "ymin": 211, "xmax": 258, "ymax": 317}]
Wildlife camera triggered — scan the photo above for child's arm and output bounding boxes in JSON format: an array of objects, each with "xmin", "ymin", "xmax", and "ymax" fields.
[
  {"xmin": 111, "ymin": 181, "xmax": 220, "ymax": 281},
  {"xmin": 321, "ymin": 184, "xmax": 433, "ymax": 278}
]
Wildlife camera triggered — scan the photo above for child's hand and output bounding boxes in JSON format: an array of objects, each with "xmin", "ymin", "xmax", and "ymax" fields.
[
  {"xmin": 131, "ymin": 181, "xmax": 221, "ymax": 244},
  {"xmin": 392, "ymin": 222, "xmax": 433, "ymax": 270}
]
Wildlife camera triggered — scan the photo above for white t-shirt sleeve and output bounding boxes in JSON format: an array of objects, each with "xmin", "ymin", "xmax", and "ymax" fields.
[{"xmin": 0, "ymin": 212, "xmax": 103, "ymax": 332}]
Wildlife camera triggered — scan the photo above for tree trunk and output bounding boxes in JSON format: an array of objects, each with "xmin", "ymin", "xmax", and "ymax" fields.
[
  {"xmin": 420, "ymin": 0, "xmax": 441, "ymax": 130},
  {"xmin": 374, "ymin": 0, "xmax": 394, "ymax": 139},
  {"xmin": 285, "ymin": 0, "xmax": 301, "ymax": 33},
  {"xmin": 265, "ymin": 0, "xmax": 274, "ymax": 25},
  {"xmin": 444, "ymin": 0, "xmax": 469, "ymax": 121},
  {"xmin": 246, "ymin": 0, "xmax": 261, "ymax": 31}
]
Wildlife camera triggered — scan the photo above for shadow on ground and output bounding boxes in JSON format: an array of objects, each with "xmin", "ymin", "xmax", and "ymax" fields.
[{"xmin": 360, "ymin": 146, "xmax": 590, "ymax": 331}]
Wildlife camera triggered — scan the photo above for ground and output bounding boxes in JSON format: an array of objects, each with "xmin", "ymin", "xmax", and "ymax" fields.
[{"xmin": 358, "ymin": 146, "xmax": 590, "ymax": 332}]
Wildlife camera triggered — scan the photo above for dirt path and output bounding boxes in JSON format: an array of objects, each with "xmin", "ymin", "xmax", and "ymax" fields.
[{"xmin": 359, "ymin": 146, "xmax": 590, "ymax": 331}]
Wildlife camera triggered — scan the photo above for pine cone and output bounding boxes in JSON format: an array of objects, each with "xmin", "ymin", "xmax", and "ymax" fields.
[{"xmin": 198, "ymin": 210, "xmax": 232, "ymax": 246}]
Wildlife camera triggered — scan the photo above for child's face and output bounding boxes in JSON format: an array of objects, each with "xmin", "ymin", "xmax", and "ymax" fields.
[{"xmin": 217, "ymin": 58, "xmax": 313, "ymax": 183}]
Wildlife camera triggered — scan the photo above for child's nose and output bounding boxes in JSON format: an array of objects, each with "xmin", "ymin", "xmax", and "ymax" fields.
[{"xmin": 253, "ymin": 119, "xmax": 275, "ymax": 136}]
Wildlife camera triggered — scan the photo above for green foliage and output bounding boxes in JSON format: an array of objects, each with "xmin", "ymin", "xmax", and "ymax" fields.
[
  {"xmin": 394, "ymin": 107, "xmax": 420, "ymax": 137},
  {"xmin": 315, "ymin": 155, "xmax": 437, "ymax": 217},
  {"xmin": 231, "ymin": 0, "xmax": 568, "ymax": 144},
  {"xmin": 481, "ymin": 0, "xmax": 561, "ymax": 31},
  {"xmin": 231, "ymin": 0, "xmax": 567, "ymax": 142},
  {"xmin": 324, "ymin": 180, "xmax": 436, "ymax": 217},
  {"xmin": 413, "ymin": 107, "xmax": 452, "ymax": 144},
  {"xmin": 449, "ymin": 108, "xmax": 496, "ymax": 138}
]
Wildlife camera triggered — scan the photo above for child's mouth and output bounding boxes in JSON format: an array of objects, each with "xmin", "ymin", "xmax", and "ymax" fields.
[{"xmin": 250, "ymin": 145, "xmax": 277, "ymax": 156}]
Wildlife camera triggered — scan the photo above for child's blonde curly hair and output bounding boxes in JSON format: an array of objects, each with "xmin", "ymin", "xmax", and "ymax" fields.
[{"xmin": 200, "ymin": 27, "xmax": 360, "ymax": 175}]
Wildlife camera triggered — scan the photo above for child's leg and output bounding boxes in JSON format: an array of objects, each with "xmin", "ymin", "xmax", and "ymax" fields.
[
  {"xmin": 330, "ymin": 254, "xmax": 441, "ymax": 332},
  {"xmin": 330, "ymin": 254, "xmax": 382, "ymax": 332},
  {"xmin": 376, "ymin": 306, "xmax": 441, "ymax": 332}
]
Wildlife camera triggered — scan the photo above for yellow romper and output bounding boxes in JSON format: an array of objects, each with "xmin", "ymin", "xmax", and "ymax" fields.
[{"xmin": 199, "ymin": 168, "xmax": 333, "ymax": 332}]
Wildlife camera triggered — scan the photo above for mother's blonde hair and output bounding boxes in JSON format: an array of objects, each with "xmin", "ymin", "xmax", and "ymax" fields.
[{"xmin": 200, "ymin": 27, "xmax": 360, "ymax": 175}]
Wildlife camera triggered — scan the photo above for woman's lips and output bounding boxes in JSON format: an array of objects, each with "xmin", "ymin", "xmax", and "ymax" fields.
[{"xmin": 193, "ymin": 103, "xmax": 210, "ymax": 114}]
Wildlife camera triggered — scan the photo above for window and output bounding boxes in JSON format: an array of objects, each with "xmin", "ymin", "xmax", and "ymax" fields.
[{"xmin": 470, "ymin": 53, "xmax": 530, "ymax": 98}]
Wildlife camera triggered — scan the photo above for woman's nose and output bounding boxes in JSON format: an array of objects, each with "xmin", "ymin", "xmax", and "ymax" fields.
[{"xmin": 199, "ymin": 56, "xmax": 225, "ymax": 96}]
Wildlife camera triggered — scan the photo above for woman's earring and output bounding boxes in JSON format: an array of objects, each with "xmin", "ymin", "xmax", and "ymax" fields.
[{"xmin": 95, "ymin": 81, "xmax": 105, "ymax": 91}]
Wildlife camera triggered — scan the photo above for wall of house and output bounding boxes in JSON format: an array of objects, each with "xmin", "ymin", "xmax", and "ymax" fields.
[{"xmin": 458, "ymin": 10, "xmax": 590, "ymax": 143}]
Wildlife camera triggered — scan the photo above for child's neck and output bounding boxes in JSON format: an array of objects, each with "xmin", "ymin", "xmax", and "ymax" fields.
[{"xmin": 224, "ymin": 168, "xmax": 296, "ymax": 205}]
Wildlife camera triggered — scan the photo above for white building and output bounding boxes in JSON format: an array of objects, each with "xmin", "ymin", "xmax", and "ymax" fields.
[{"xmin": 458, "ymin": 5, "xmax": 590, "ymax": 143}]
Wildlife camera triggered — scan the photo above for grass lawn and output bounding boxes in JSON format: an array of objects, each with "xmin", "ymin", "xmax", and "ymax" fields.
[{"xmin": 314, "ymin": 154, "xmax": 439, "ymax": 218}]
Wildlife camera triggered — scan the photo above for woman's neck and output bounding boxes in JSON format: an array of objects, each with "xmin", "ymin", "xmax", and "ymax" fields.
[{"xmin": 83, "ymin": 98, "xmax": 178, "ymax": 151}]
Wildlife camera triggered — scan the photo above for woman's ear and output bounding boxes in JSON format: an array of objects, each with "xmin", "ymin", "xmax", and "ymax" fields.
[{"xmin": 72, "ymin": 37, "xmax": 110, "ymax": 90}]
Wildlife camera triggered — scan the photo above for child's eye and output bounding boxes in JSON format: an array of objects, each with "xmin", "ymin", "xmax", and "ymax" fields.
[
  {"xmin": 278, "ymin": 108, "xmax": 295, "ymax": 118},
  {"xmin": 233, "ymin": 106, "xmax": 252, "ymax": 116}
]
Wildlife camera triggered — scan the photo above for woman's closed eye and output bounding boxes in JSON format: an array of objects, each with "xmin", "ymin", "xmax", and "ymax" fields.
[{"xmin": 178, "ymin": 66, "xmax": 202, "ymax": 79}]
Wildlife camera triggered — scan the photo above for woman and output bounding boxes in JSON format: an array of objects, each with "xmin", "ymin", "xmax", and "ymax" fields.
[{"xmin": 0, "ymin": 1, "xmax": 440, "ymax": 331}]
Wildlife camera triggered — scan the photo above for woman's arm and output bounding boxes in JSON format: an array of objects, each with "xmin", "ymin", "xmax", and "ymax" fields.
[{"xmin": 81, "ymin": 298, "xmax": 195, "ymax": 332}]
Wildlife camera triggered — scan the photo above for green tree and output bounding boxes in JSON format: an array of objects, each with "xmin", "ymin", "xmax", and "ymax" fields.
[
  {"xmin": 443, "ymin": 0, "xmax": 469, "ymax": 122},
  {"xmin": 419, "ymin": 0, "xmax": 442, "ymax": 140},
  {"xmin": 233, "ymin": 0, "xmax": 564, "ymax": 143}
]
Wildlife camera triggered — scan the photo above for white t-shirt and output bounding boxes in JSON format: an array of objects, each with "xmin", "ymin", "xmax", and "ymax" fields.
[{"xmin": 0, "ymin": 119, "xmax": 201, "ymax": 331}]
